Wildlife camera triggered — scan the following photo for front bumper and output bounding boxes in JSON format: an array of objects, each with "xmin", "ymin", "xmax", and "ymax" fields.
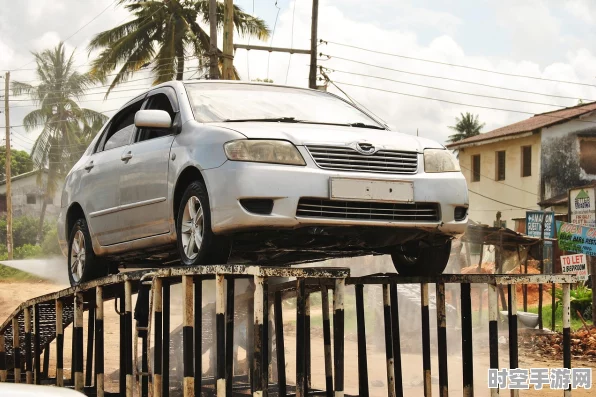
[{"xmin": 203, "ymin": 151, "xmax": 469, "ymax": 236}]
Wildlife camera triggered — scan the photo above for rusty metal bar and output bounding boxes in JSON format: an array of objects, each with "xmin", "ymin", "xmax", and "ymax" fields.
[
  {"xmin": 355, "ymin": 284, "xmax": 369, "ymax": 397},
  {"xmin": 253, "ymin": 275, "xmax": 266, "ymax": 397},
  {"xmin": 420, "ymin": 283, "xmax": 431, "ymax": 397},
  {"xmin": 296, "ymin": 279, "xmax": 306, "ymax": 397},
  {"xmin": 162, "ymin": 281, "xmax": 170, "ymax": 397},
  {"xmin": 274, "ymin": 291, "xmax": 287, "ymax": 397},
  {"xmin": 153, "ymin": 278, "xmax": 163, "ymax": 397},
  {"xmin": 12, "ymin": 316, "xmax": 20, "ymax": 383},
  {"xmin": 551, "ymin": 283, "xmax": 556, "ymax": 331},
  {"xmin": 125, "ymin": 281, "xmax": 133, "ymax": 397},
  {"xmin": 55, "ymin": 300, "xmax": 63, "ymax": 387},
  {"xmin": 225, "ymin": 277, "xmax": 235, "ymax": 397},
  {"xmin": 460, "ymin": 284, "xmax": 473, "ymax": 397},
  {"xmin": 436, "ymin": 283, "xmax": 448, "ymax": 397},
  {"xmin": 42, "ymin": 342, "xmax": 49, "ymax": 380},
  {"xmin": 333, "ymin": 279, "xmax": 345, "ymax": 397},
  {"xmin": 347, "ymin": 274, "xmax": 578, "ymax": 285},
  {"xmin": 390, "ymin": 284, "xmax": 403, "ymax": 397},
  {"xmin": 320, "ymin": 285, "xmax": 333, "ymax": 397},
  {"xmin": 247, "ymin": 289, "xmax": 254, "ymax": 394},
  {"xmin": 488, "ymin": 284, "xmax": 498, "ymax": 397},
  {"xmin": 85, "ymin": 304, "xmax": 94, "ymax": 387},
  {"xmin": 263, "ymin": 279, "xmax": 270, "ymax": 396},
  {"xmin": 507, "ymin": 285, "xmax": 518, "ymax": 372},
  {"xmin": 182, "ymin": 276, "xmax": 195, "ymax": 397},
  {"xmin": 96, "ymin": 287, "xmax": 104, "ymax": 397},
  {"xmin": 305, "ymin": 292, "xmax": 311, "ymax": 393},
  {"xmin": 193, "ymin": 277, "xmax": 202, "ymax": 397},
  {"xmin": 563, "ymin": 283, "xmax": 571, "ymax": 397},
  {"xmin": 33, "ymin": 305, "xmax": 40, "ymax": 385},
  {"xmin": 215, "ymin": 274, "xmax": 225, "ymax": 397},
  {"xmin": 382, "ymin": 285, "xmax": 395, "ymax": 397},
  {"xmin": 24, "ymin": 307, "xmax": 32, "ymax": 384},
  {"xmin": 0, "ymin": 334, "xmax": 6, "ymax": 382},
  {"xmin": 74, "ymin": 292, "xmax": 84, "ymax": 392}
]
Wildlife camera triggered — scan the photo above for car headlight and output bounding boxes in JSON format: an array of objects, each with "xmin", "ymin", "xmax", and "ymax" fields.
[
  {"xmin": 424, "ymin": 149, "xmax": 460, "ymax": 173},
  {"xmin": 224, "ymin": 140, "xmax": 306, "ymax": 166}
]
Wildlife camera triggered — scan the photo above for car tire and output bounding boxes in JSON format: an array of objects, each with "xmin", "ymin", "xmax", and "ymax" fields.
[
  {"xmin": 176, "ymin": 181, "xmax": 231, "ymax": 266},
  {"xmin": 391, "ymin": 240, "xmax": 452, "ymax": 276},
  {"xmin": 67, "ymin": 218, "xmax": 105, "ymax": 286}
]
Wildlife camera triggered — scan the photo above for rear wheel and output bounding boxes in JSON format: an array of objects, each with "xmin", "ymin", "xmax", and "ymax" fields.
[
  {"xmin": 67, "ymin": 218, "xmax": 105, "ymax": 286},
  {"xmin": 176, "ymin": 181, "xmax": 231, "ymax": 266},
  {"xmin": 391, "ymin": 240, "xmax": 452, "ymax": 276}
]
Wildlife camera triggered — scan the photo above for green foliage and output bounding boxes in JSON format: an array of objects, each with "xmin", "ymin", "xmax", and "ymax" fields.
[
  {"xmin": 555, "ymin": 285, "xmax": 593, "ymax": 320},
  {"xmin": 0, "ymin": 264, "xmax": 36, "ymax": 280},
  {"xmin": 0, "ymin": 215, "xmax": 51, "ymax": 248},
  {"xmin": 41, "ymin": 228, "xmax": 62, "ymax": 256},
  {"xmin": 0, "ymin": 148, "xmax": 34, "ymax": 180}
]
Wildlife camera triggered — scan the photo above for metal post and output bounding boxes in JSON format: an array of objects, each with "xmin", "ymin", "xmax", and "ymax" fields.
[
  {"xmin": 119, "ymin": 290, "xmax": 126, "ymax": 397},
  {"xmin": 420, "ymin": 283, "xmax": 432, "ymax": 397},
  {"xmin": 74, "ymin": 293, "xmax": 84, "ymax": 392},
  {"xmin": 488, "ymin": 284, "xmax": 499, "ymax": 397},
  {"xmin": 551, "ymin": 283, "xmax": 556, "ymax": 331},
  {"xmin": 96, "ymin": 287, "xmax": 104, "ymax": 397},
  {"xmin": 507, "ymin": 285, "xmax": 518, "ymax": 397},
  {"xmin": 226, "ymin": 277, "xmax": 235, "ymax": 397},
  {"xmin": 320, "ymin": 285, "xmax": 333, "ymax": 397},
  {"xmin": 42, "ymin": 343, "xmax": 49, "ymax": 380},
  {"xmin": 56, "ymin": 300, "xmax": 63, "ymax": 387},
  {"xmin": 163, "ymin": 281, "xmax": 170, "ymax": 397},
  {"xmin": 125, "ymin": 281, "xmax": 133, "ymax": 397},
  {"xmin": 460, "ymin": 284, "xmax": 474, "ymax": 397},
  {"xmin": 274, "ymin": 291, "xmax": 287, "ymax": 397},
  {"xmin": 562, "ymin": 283, "xmax": 571, "ymax": 397},
  {"xmin": 308, "ymin": 0, "xmax": 320, "ymax": 89},
  {"xmin": 222, "ymin": 0, "xmax": 234, "ymax": 79},
  {"xmin": 215, "ymin": 274, "xmax": 225, "ymax": 397},
  {"xmin": 333, "ymin": 279, "xmax": 345, "ymax": 397},
  {"xmin": 390, "ymin": 284, "xmax": 403, "ymax": 397},
  {"xmin": 382, "ymin": 285, "xmax": 395, "ymax": 397},
  {"xmin": 296, "ymin": 279, "xmax": 306, "ymax": 397},
  {"xmin": 254, "ymin": 276, "xmax": 266, "ymax": 397},
  {"xmin": 85, "ymin": 305, "xmax": 95, "ymax": 387},
  {"xmin": 0, "ymin": 335, "xmax": 5, "ymax": 382},
  {"xmin": 194, "ymin": 277, "xmax": 202, "ymax": 397},
  {"xmin": 33, "ymin": 305, "xmax": 40, "ymax": 385},
  {"xmin": 436, "ymin": 283, "xmax": 448, "ymax": 397},
  {"xmin": 183, "ymin": 276, "xmax": 195, "ymax": 397},
  {"xmin": 12, "ymin": 317, "xmax": 20, "ymax": 383},
  {"xmin": 263, "ymin": 281, "xmax": 269, "ymax": 396},
  {"xmin": 355, "ymin": 284, "xmax": 369, "ymax": 397},
  {"xmin": 305, "ymin": 292, "xmax": 311, "ymax": 393},
  {"xmin": 24, "ymin": 308, "xmax": 32, "ymax": 384},
  {"xmin": 153, "ymin": 279, "xmax": 163, "ymax": 397}
]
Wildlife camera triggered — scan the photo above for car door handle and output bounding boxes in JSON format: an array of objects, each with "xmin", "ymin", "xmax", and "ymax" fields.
[
  {"xmin": 121, "ymin": 152, "xmax": 133, "ymax": 162},
  {"xmin": 84, "ymin": 161, "xmax": 94, "ymax": 171}
]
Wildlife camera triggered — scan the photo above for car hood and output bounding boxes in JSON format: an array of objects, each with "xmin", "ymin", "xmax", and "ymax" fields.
[{"xmin": 211, "ymin": 122, "xmax": 443, "ymax": 152}]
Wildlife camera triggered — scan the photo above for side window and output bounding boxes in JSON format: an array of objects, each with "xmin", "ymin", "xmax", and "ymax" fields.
[
  {"xmin": 136, "ymin": 93, "xmax": 175, "ymax": 143},
  {"xmin": 99, "ymin": 100, "xmax": 143, "ymax": 152}
]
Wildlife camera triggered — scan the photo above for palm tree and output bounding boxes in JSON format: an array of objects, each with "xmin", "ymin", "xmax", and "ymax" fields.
[
  {"xmin": 12, "ymin": 43, "xmax": 108, "ymax": 243},
  {"xmin": 446, "ymin": 112, "xmax": 485, "ymax": 144},
  {"xmin": 88, "ymin": 0, "xmax": 269, "ymax": 95}
]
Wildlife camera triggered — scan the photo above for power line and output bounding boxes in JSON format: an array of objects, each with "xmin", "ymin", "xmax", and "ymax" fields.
[
  {"xmin": 458, "ymin": 163, "xmax": 538, "ymax": 196},
  {"xmin": 322, "ymin": 40, "xmax": 596, "ymax": 88},
  {"xmin": 320, "ymin": 54, "xmax": 596, "ymax": 103},
  {"xmin": 267, "ymin": 0, "xmax": 282, "ymax": 80},
  {"xmin": 468, "ymin": 189, "xmax": 536, "ymax": 210},
  {"xmin": 324, "ymin": 68, "xmax": 569, "ymax": 109},
  {"xmin": 285, "ymin": 0, "xmax": 298, "ymax": 84}
]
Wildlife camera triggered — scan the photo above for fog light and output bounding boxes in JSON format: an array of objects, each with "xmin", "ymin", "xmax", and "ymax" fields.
[
  {"xmin": 240, "ymin": 199, "xmax": 274, "ymax": 215},
  {"xmin": 454, "ymin": 206, "xmax": 468, "ymax": 221}
]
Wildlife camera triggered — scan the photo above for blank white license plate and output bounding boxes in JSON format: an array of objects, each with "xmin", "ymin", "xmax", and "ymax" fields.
[{"xmin": 330, "ymin": 178, "xmax": 414, "ymax": 202}]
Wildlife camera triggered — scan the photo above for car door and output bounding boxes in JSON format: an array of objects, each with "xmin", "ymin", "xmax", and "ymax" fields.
[
  {"xmin": 116, "ymin": 87, "xmax": 177, "ymax": 242},
  {"xmin": 80, "ymin": 99, "xmax": 143, "ymax": 246}
]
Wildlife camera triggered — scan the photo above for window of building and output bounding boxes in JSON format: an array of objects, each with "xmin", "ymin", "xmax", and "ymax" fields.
[
  {"xmin": 496, "ymin": 150, "xmax": 506, "ymax": 181},
  {"xmin": 472, "ymin": 154, "xmax": 481, "ymax": 182},
  {"xmin": 521, "ymin": 145, "xmax": 532, "ymax": 177},
  {"xmin": 26, "ymin": 194, "xmax": 36, "ymax": 204}
]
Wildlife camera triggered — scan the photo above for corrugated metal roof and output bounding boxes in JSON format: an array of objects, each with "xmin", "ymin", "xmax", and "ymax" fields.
[{"xmin": 446, "ymin": 101, "xmax": 596, "ymax": 148}]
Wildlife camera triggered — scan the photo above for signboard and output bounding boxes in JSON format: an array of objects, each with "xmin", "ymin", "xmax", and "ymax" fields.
[
  {"xmin": 525, "ymin": 211, "xmax": 555, "ymax": 238},
  {"xmin": 561, "ymin": 253, "xmax": 589, "ymax": 280},
  {"xmin": 569, "ymin": 187, "xmax": 596, "ymax": 227},
  {"xmin": 556, "ymin": 221, "xmax": 596, "ymax": 256}
]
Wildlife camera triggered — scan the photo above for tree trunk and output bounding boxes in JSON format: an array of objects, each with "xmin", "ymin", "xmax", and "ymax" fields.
[
  {"xmin": 176, "ymin": 53, "xmax": 185, "ymax": 80},
  {"xmin": 36, "ymin": 190, "xmax": 48, "ymax": 245}
]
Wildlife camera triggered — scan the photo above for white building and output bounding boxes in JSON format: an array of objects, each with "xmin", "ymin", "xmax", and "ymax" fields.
[{"xmin": 0, "ymin": 169, "xmax": 63, "ymax": 219}]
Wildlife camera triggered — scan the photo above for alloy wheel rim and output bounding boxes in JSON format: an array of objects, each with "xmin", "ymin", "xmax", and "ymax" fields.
[
  {"xmin": 181, "ymin": 195, "xmax": 204, "ymax": 260},
  {"xmin": 70, "ymin": 230, "xmax": 85, "ymax": 283}
]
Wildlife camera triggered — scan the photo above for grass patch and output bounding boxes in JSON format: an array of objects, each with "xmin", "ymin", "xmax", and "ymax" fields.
[
  {"xmin": 0, "ymin": 263, "xmax": 38, "ymax": 281},
  {"xmin": 527, "ymin": 304, "xmax": 587, "ymax": 332}
]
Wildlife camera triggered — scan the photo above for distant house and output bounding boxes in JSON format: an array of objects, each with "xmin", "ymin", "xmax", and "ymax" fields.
[
  {"xmin": 0, "ymin": 169, "xmax": 63, "ymax": 219},
  {"xmin": 447, "ymin": 102, "xmax": 596, "ymax": 227}
]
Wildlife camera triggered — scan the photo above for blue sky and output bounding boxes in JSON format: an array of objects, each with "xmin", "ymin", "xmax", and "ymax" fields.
[{"xmin": 2, "ymin": 0, "xmax": 596, "ymax": 148}]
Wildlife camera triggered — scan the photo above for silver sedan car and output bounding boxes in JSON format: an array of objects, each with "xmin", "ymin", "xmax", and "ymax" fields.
[{"xmin": 58, "ymin": 81, "xmax": 468, "ymax": 285}]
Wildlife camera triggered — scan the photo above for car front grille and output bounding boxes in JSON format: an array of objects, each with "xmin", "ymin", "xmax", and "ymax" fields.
[
  {"xmin": 296, "ymin": 198, "xmax": 440, "ymax": 222},
  {"xmin": 306, "ymin": 145, "xmax": 418, "ymax": 174}
]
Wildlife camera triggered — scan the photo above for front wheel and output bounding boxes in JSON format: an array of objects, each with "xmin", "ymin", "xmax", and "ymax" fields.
[
  {"xmin": 391, "ymin": 240, "xmax": 452, "ymax": 276},
  {"xmin": 176, "ymin": 181, "xmax": 231, "ymax": 266},
  {"xmin": 68, "ymin": 218, "xmax": 105, "ymax": 286}
]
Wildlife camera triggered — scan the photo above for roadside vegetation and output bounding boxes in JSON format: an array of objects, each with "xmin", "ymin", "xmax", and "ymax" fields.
[{"xmin": 0, "ymin": 215, "xmax": 60, "ymax": 260}]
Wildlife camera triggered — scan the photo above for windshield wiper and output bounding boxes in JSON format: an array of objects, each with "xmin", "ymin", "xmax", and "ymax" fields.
[
  {"xmin": 348, "ymin": 122, "xmax": 386, "ymax": 130},
  {"xmin": 223, "ymin": 117, "xmax": 299, "ymax": 123}
]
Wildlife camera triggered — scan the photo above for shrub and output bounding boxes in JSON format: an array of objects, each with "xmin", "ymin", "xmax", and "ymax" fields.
[
  {"xmin": 41, "ymin": 228, "xmax": 62, "ymax": 256},
  {"xmin": 0, "ymin": 215, "xmax": 51, "ymax": 248},
  {"xmin": 556, "ymin": 285, "xmax": 593, "ymax": 319}
]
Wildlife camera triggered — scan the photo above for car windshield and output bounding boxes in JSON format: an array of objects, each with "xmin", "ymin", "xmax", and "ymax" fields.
[{"xmin": 184, "ymin": 82, "xmax": 383, "ymax": 127}]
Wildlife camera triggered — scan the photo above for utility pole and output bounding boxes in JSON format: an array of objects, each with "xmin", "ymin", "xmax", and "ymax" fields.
[
  {"xmin": 209, "ymin": 0, "xmax": 219, "ymax": 79},
  {"xmin": 308, "ymin": 0, "xmax": 319, "ymax": 89},
  {"xmin": 222, "ymin": 0, "xmax": 234, "ymax": 80},
  {"xmin": 4, "ymin": 72, "xmax": 12, "ymax": 260}
]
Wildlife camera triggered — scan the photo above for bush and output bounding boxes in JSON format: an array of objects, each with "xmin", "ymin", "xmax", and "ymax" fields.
[
  {"xmin": 0, "ymin": 215, "xmax": 51, "ymax": 248},
  {"xmin": 14, "ymin": 244, "xmax": 42, "ymax": 259},
  {"xmin": 556, "ymin": 285, "xmax": 593, "ymax": 319},
  {"xmin": 41, "ymin": 228, "xmax": 62, "ymax": 256}
]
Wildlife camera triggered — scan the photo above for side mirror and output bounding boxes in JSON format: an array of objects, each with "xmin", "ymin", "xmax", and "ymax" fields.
[{"xmin": 134, "ymin": 109, "xmax": 172, "ymax": 129}]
